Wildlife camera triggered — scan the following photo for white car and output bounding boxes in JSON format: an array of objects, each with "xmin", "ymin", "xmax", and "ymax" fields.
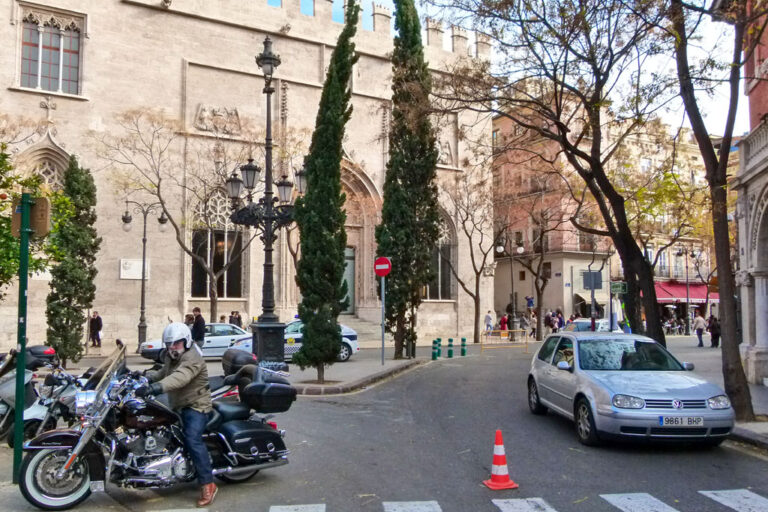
[
  {"xmin": 229, "ymin": 320, "xmax": 359, "ymax": 362},
  {"xmin": 140, "ymin": 323, "xmax": 251, "ymax": 359},
  {"xmin": 564, "ymin": 318, "xmax": 623, "ymax": 333}
]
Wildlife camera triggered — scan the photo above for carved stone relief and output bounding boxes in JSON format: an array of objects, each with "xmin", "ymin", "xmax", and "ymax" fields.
[
  {"xmin": 22, "ymin": 10, "xmax": 83, "ymax": 32},
  {"xmin": 437, "ymin": 139, "xmax": 453, "ymax": 166},
  {"xmin": 483, "ymin": 261, "xmax": 497, "ymax": 277},
  {"xmin": 193, "ymin": 104, "xmax": 242, "ymax": 135},
  {"xmin": 735, "ymin": 270, "xmax": 754, "ymax": 288}
]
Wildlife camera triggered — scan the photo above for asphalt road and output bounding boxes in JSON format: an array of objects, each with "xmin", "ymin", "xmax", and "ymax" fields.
[{"xmin": 3, "ymin": 347, "xmax": 768, "ymax": 512}]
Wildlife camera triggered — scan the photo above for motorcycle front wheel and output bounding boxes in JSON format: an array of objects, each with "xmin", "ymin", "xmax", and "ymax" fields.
[{"xmin": 19, "ymin": 448, "xmax": 92, "ymax": 510}]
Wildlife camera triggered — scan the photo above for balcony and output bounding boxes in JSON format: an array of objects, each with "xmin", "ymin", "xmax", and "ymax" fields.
[{"xmin": 657, "ymin": 265, "xmax": 670, "ymax": 278}]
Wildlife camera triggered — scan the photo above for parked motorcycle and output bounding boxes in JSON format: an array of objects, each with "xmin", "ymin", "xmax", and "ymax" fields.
[
  {"xmin": 19, "ymin": 346, "xmax": 297, "ymax": 510},
  {"xmin": 0, "ymin": 346, "xmax": 57, "ymax": 439}
]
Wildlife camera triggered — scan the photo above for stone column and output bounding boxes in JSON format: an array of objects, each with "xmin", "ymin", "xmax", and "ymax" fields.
[{"xmin": 742, "ymin": 271, "xmax": 768, "ymax": 384}]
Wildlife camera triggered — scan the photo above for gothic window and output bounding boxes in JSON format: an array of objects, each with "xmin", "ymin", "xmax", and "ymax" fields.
[
  {"xmin": 20, "ymin": 11, "xmax": 83, "ymax": 95},
  {"xmin": 422, "ymin": 215, "xmax": 456, "ymax": 301},
  {"xmin": 190, "ymin": 191, "xmax": 244, "ymax": 298},
  {"xmin": 37, "ymin": 160, "xmax": 63, "ymax": 189}
]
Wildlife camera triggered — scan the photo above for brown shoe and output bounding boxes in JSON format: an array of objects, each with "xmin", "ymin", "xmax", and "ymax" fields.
[{"xmin": 197, "ymin": 483, "xmax": 217, "ymax": 507}]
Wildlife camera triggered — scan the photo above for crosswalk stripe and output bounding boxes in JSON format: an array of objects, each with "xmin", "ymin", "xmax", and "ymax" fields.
[
  {"xmin": 269, "ymin": 506, "xmax": 326, "ymax": 512},
  {"xmin": 492, "ymin": 497, "xmax": 559, "ymax": 511},
  {"xmin": 382, "ymin": 501, "xmax": 442, "ymax": 512},
  {"xmin": 699, "ymin": 490, "xmax": 768, "ymax": 512},
  {"xmin": 601, "ymin": 493, "xmax": 679, "ymax": 512}
]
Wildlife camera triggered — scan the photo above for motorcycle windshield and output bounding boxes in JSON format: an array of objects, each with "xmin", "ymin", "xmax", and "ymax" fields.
[{"xmin": 83, "ymin": 345, "xmax": 126, "ymax": 398}]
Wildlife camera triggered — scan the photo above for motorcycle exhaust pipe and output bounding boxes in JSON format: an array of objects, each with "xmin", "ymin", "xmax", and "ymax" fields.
[{"xmin": 212, "ymin": 458, "xmax": 288, "ymax": 476}]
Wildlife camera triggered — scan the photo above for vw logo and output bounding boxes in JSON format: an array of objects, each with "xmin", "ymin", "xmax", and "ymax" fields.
[{"xmin": 672, "ymin": 399, "xmax": 683, "ymax": 409}]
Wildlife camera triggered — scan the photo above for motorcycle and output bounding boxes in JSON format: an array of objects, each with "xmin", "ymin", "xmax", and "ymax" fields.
[
  {"xmin": 19, "ymin": 346, "xmax": 297, "ymax": 510},
  {"xmin": 0, "ymin": 346, "xmax": 57, "ymax": 439}
]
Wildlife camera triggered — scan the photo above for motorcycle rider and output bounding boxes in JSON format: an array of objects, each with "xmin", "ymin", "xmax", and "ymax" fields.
[{"xmin": 136, "ymin": 322, "xmax": 217, "ymax": 507}]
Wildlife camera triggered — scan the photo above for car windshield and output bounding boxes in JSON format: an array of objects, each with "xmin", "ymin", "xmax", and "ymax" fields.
[{"xmin": 578, "ymin": 338, "xmax": 683, "ymax": 371}]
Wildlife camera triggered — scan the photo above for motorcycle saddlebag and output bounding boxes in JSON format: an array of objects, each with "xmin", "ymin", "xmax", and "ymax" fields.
[
  {"xmin": 222, "ymin": 349, "xmax": 258, "ymax": 376},
  {"xmin": 220, "ymin": 419, "xmax": 287, "ymax": 458},
  {"xmin": 240, "ymin": 381, "xmax": 296, "ymax": 413}
]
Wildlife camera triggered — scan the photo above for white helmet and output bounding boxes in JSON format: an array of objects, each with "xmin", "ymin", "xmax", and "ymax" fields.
[{"xmin": 162, "ymin": 322, "xmax": 193, "ymax": 349}]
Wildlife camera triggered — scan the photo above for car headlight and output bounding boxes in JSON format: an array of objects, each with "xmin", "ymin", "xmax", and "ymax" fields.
[
  {"xmin": 612, "ymin": 394, "xmax": 645, "ymax": 409},
  {"xmin": 74, "ymin": 390, "xmax": 97, "ymax": 415},
  {"xmin": 708, "ymin": 395, "xmax": 731, "ymax": 410}
]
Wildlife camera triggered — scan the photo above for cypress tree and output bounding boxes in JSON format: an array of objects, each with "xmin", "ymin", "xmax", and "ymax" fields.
[
  {"xmin": 46, "ymin": 156, "xmax": 101, "ymax": 364},
  {"xmin": 293, "ymin": 0, "xmax": 360, "ymax": 382},
  {"xmin": 375, "ymin": 0, "xmax": 440, "ymax": 358}
]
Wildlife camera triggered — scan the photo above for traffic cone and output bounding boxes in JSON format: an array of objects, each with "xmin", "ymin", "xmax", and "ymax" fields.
[{"xmin": 483, "ymin": 429, "xmax": 519, "ymax": 490}]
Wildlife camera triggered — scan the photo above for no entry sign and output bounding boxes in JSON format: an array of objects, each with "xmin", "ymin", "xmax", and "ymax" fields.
[{"xmin": 374, "ymin": 256, "xmax": 391, "ymax": 277}]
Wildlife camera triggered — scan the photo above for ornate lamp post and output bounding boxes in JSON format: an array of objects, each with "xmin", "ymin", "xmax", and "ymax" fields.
[
  {"xmin": 121, "ymin": 200, "xmax": 168, "ymax": 346},
  {"xmin": 676, "ymin": 245, "xmax": 698, "ymax": 336},
  {"xmin": 226, "ymin": 37, "xmax": 306, "ymax": 366},
  {"xmin": 496, "ymin": 237, "xmax": 525, "ymax": 336}
]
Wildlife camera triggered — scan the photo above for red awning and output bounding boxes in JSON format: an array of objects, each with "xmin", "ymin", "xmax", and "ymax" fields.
[{"xmin": 654, "ymin": 282, "xmax": 719, "ymax": 304}]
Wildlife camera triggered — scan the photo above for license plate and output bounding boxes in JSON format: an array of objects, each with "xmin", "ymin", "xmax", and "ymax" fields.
[{"xmin": 659, "ymin": 416, "xmax": 703, "ymax": 427}]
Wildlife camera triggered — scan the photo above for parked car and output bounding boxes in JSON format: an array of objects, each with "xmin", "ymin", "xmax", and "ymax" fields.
[
  {"xmin": 564, "ymin": 318, "xmax": 623, "ymax": 333},
  {"xmin": 229, "ymin": 320, "xmax": 359, "ymax": 362},
  {"xmin": 527, "ymin": 332, "xmax": 734, "ymax": 446},
  {"xmin": 140, "ymin": 323, "xmax": 251, "ymax": 360}
]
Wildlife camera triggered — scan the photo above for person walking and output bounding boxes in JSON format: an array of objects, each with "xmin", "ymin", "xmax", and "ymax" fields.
[
  {"xmin": 499, "ymin": 313, "xmax": 508, "ymax": 333},
  {"xmin": 692, "ymin": 311, "xmax": 707, "ymax": 347},
  {"xmin": 708, "ymin": 316, "xmax": 721, "ymax": 348},
  {"xmin": 89, "ymin": 311, "xmax": 103, "ymax": 348},
  {"xmin": 484, "ymin": 310, "xmax": 493, "ymax": 334},
  {"xmin": 529, "ymin": 311, "xmax": 537, "ymax": 339},
  {"xmin": 191, "ymin": 306, "xmax": 206, "ymax": 347}
]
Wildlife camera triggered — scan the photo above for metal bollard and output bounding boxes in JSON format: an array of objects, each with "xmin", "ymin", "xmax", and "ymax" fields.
[
  {"xmin": 432, "ymin": 339, "xmax": 437, "ymax": 361},
  {"xmin": 461, "ymin": 337, "xmax": 467, "ymax": 356},
  {"xmin": 437, "ymin": 338, "xmax": 442, "ymax": 358},
  {"xmin": 448, "ymin": 338, "xmax": 454, "ymax": 358}
]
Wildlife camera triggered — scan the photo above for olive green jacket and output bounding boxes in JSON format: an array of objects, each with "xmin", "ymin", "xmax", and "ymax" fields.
[{"xmin": 145, "ymin": 345, "xmax": 212, "ymax": 413}]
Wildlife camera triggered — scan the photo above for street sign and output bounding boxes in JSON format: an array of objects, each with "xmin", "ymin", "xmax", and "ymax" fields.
[
  {"xmin": 374, "ymin": 256, "xmax": 391, "ymax": 277},
  {"xmin": 610, "ymin": 281, "xmax": 627, "ymax": 294}
]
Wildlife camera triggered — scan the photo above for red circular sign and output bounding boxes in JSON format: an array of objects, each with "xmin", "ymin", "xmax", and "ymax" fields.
[{"xmin": 374, "ymin": 256, "xmax": 392, "ymax": 277}]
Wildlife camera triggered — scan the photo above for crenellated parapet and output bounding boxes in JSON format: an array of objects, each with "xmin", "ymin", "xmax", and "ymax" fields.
[{"xmin": 122, "ymin": 0, "xmax": 489, "ymax": 64}]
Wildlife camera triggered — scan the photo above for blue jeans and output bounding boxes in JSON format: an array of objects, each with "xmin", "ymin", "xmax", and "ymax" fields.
[
  {"xmin": 696, "ymin": 328, "xmax": 704, "ymax": 346},
  {"xmin": 180, "ymin": 408, "xmax": 213, "ymax": 485}
]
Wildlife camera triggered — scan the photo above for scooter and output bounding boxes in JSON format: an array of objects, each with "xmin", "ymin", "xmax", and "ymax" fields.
[{"xmin": 0, "ymin": 346, "xmax": 56, "ymax": 439}]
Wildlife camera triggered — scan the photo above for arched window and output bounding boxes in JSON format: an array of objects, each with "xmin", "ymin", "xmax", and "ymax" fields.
[
  {"xmin": 190, "ymin": 191, "xmax": 244, "ymax": 298},
  {"xmin": 422, "ymin": 212, "xmax": 456, "ymax": 301}
]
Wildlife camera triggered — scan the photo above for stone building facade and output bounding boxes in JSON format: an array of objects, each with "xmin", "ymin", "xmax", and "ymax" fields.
[{"xmin": 0, "ymin": 0, "xmax": 494, "ymax": 350}]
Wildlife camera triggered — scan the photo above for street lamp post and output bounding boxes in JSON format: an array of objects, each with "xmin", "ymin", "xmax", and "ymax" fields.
[
  {"xmin": 496, "ymin": 239, "xmax": 525, "ymax": 336},
  {"xmin": 226, "ymin": 37, "xmax": 306, "ymax": 367},
  {"xmin": 676, "ymin": 245, "xmax": 698, "ymax": 336},
  {"xmin": 121, "ymin": 201, "xmax": 168, "ymax": 346}
]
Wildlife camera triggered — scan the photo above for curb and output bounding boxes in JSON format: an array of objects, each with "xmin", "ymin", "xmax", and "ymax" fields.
[
  {"xmin": 293, "ymin": 359, "xmax": 425, "ymax": 395},
  {"xmin": 729, "ymin": 425, "xmax": 768, "ymax": 450}
]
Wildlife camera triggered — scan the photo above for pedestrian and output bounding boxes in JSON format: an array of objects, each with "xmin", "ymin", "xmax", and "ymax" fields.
[
  {"xmin": 228, "ymin": 311, "xmax": 242, "ymax": 328},
  {"xmin": 544, "ymin": 311, "xmax": 553, "ymax": 336},
  {"xmin": 484, "ymin": 310, "xmax": 493, "ymax": 333},
  {"xmin": 520, "ymin": 314, "xmax": 530, "ymax": 336},
  {"xmin": 191, "ymin": 306, "xmax": 206, "ymax": 347},
  {"xmin": 89, "ymin": 311, "xmax": 103, "ymax": 348},
  {"xmin": 529, "ymin": 311, "xmax": 537, "ymax": 338},
  {"xmin": 499, "ymin": 313, "xmax": 508, "ymax": 333},
  {"xmin": 557, "ymin": 312, "xmax": 565, "ymax": 331},
  {"xmin": 184, "ymin": 313, "xmax": 195, "ymax": 329},
  {"xmin": 708, "ymin": 316, "xmax": 721, "ymax": 348},
  {"xmin": 138, "ymin": 323, "xmax": 218, "ymax": 507},
  {"xmin": 218, "ymin": 314, "xmax": 226, "ymax": 323},
  {"xmin": 692, "ymin": 311, "xmax": 707, "ymax": 347}
]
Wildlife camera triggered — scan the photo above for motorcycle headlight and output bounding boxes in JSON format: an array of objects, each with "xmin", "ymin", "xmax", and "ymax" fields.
[
  {"xmin": 612, "ymin": 394, "xmax": 645, "ymax": 409},
  {"xmin": 74, "ymin": 390, "xmax": 96, "ymax": 415},
  {"xmin": 708, "ymin": 395, "xmax": 731, "ymax": 410}
]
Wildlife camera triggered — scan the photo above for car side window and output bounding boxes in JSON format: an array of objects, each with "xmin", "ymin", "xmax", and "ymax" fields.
[
  {"xmin": 537, "ymin": 336, "xmax": 559, "ymax": 363},
  {"xmin": 553, "ymin": 339, "xmax": 574, "ymax": 366},
  {"xmin": 204, "ymin": 325, "xmax": 213, "ymax": 336},
  {"xmin": 217, "ymin": 326, "xmax": 238, "ymax": 336},
  {"xmin": 285, "ymin": 322, "xmax": 302, "ymax": 334}
]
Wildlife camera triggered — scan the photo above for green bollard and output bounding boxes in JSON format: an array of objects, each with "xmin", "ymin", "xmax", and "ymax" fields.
[
  {"xmin": 437, "ymin": 338, "xmax": 442, "ymax": 358},
  {"xmin": 432, "ymin": 339, "xmax": 437, "ymax": 361},
  {"xmin": 448, "ymin": 338, "xmax": 454, "ymax": 358},
  {"xmin": 461, "ymin": 337, "xmax": 467, "ymax": 357}
]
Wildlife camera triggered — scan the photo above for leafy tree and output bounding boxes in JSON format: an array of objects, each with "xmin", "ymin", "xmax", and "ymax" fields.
[
  {"xmin": 45, "ymin": 156, "xmax": 101, "ymax": 365},
  {"xmin": 292, "ymin": 0, "xmax": 359, "ymax": 382},
  {"xmin": 375, "ymin": 0, "xmax": 440, "ymax": 358}
]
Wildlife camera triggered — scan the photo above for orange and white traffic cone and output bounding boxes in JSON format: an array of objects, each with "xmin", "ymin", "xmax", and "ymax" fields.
[{"xmin": 483, "ymin": 429, "xmax": 519, "ymax": 490}]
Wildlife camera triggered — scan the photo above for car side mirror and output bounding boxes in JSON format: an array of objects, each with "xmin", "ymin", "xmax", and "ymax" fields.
[
  {"xmin": 682, "ymin": 362, "xmax": 695, "ymax": 371},
  {"xmin": 556, "ymin": 361, "xmax": 572, "ymax": 371}
]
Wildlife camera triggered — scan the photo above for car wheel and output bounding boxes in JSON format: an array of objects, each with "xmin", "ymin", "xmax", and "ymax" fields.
[
  {"xmin": 337, "ymin": 343, "xmax": 352, "ymax": 362},
  {"xmin": 575, "ymin": 398, "xmax": 601, "ymax": 446},
  {"xmin": 527, "ymin": 379, "xmax": 548, "ymax": 415}
]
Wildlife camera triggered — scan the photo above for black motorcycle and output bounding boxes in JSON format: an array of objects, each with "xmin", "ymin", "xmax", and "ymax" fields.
[{"xmin": 18, "ymin": 346, "xmax": 296, "ymax": 510}]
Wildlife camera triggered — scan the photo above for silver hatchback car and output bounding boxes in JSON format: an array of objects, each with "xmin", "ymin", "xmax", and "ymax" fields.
[{"xmin": 527, "ymin": 332, "xmax": 734, "ymax": 446}]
